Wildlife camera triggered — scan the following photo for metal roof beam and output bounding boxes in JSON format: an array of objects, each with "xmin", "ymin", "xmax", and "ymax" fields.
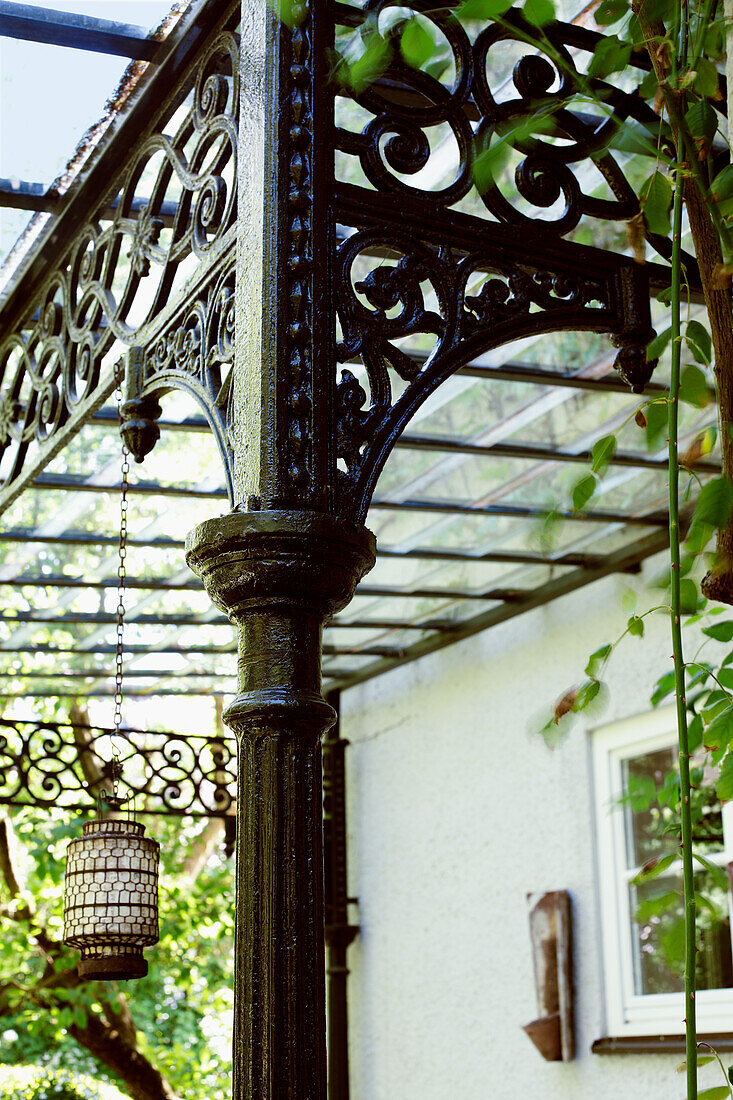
[
  {"xmin": 0, "ymin": 528, "xmax": 605, "ymax": 568},
  {"xmin": 396, "ymin": 434, "xmax": 719, "ymax": 474},
  {"xmin": 371, "ymin": 499, "xmax": 667, "ymax": 526},
  {"xmin": 0, "ymin": 669, "xmax": 232, "ymax": 679},
  {"xmin": 0, "ymin": 642, "xmax": 403, "ymax": 658},
  {"xmin": 0, "ymin": 689, "xmax": 233, "ymax": 697},
  {"xmin": 328, "ymin": 529, "xmax": 670, "ymax": 690},
  {"xmin": 0, "ymin": 610, "xmax": 454, "ymax": 632},
  {"xmin": 0, "ymin": 572, "xmax": 534, "ymax": 602},
  {"xmin": 0, "ymin": 2, "xmax": 158, "ymax": 59},
  {"xmin": 28, "ymin": 473, "xmax": 668, "ymax": 526},
  {"xmin": 0, "ymin": 181, "xmax": 179, "ymax": 223}
]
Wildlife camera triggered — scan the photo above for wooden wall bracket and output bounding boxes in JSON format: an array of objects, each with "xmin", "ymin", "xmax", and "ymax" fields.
[{"xmin": 522, "ymin": 890, "xmax": 574, "ymax": 1062}]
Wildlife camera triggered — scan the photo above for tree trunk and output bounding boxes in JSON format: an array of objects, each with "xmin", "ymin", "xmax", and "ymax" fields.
[
  {"xmin": 69, "ymin": 1013, "xmax": 181, "ymax": 1100},
  {"xmin": 634, "ymin": 0, "xmax": 733, "ymax": 603}
]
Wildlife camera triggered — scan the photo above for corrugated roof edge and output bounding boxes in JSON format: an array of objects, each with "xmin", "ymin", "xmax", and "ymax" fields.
[{"xmin": 0, "ymin": 0, "xmax": 198, "ymax": 307}]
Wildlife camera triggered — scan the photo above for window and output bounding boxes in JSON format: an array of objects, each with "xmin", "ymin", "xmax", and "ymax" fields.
[{"xmin": 593, "ymin": 707, "xmax": 733, "ymax": 1036}]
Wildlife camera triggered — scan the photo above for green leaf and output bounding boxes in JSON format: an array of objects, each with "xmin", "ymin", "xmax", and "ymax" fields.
[
  {"xmin": 647, "ymin": 326, "xmax": 672, "ymax": 362},
  {"xmin": 685, "ymin": 99, "xmax": 718, "ymax": 146},
  {"xmin": 703, "ymin": 621, "xmax": 733, "ymax": 642},
  {"xmin": 679, "ymin": 364, "xmax": 711, "ymax": 407},
  {"xmin": 688, "ymin": 713, "xmax": 704, "ymax": 753},
  {"xmin": 632, "ymin": 852, "xmax": 677, "ymax": 884},
  {"xmin": 717, "ymin": 751, "xmax": 733, "ymax": 800},
  {"xmin": 585, "ymin": 643, "xmax": 612, "ymax": 678},
  {"xmin": 705, "ymin": 20, "xmax": 725, "ymax": 59},
  {"xmin": 686, "ymin": 319, "xmax": 712, "ymax": 365},
  {"xmin": 587, "ymin": 34, "xmax": 631, "ymax": 78},
  {"xmin": 645, "ymin": 399, "xmax": 668, "ymax": 450},
  {"xmin": 711, "ymin": 164, "xmax": 733, "ymax": 202},
  {"xmin": 678, "ymin": 1055, "xmax": 717, "ymax": 1072},
  {"xmin": 640, "ymin": 171, "xmax": 673, "ymax": 236},
  {"xmin": 72, "ymin": 1004, "xmax": 86, "ymax": 1029},
  {"xmin": 608, "ymin": 117, "xmax": 663, "ymax": 157},
  {"xmin": 661, "ymin": 916, "xmax": 686, "ymax": 968},
  {"xmin": 400, "ymin": 19, "xmax": 434, "ymax": 69},
  {"xmin": 651, "ymin": 670, "xmax": 676, "ymax": 706},
  {"xmin": 639, "ymin": 69, "xmax": 659, "ymax": 100},
  {"xmin": 457, "ymin": 0, "xmax": 513, "ymax": 16},
  {"xmin": 627, "ymin": 614, "xmax": 644, "ymax": 637},
  {"xmin": 691, "ymin": 478, "xmax": 733, "ymax": 530},
  {"xmin": 522, "ymin": 0, "xmax": 556, "ymax": 25},
  {"xmin": 574, "ymin": 678, "xmax": 600, "ymax": 710},
  {"xmin": 704, "ymin": 704, "xmax": 733, "ymax": 749},
  {"xmin": 345, "ymin": 33, "xmax": 392, "ymax": 93},
  {"xmin": 572, "ymin": 473, "xmax": 597, "ymax": 512},
  {"xmin": 692, "ymin": 57, "xmax": 720, "ymax": 98},
  {"xmin": 636, "ymin": 890, "xmax": 677, "ymax": 922},
  {"xmin": 594, "ymin": 0, "xmax": 628, "ymax": 23},
  {"xmin": 591, "ymin": 433, "xmax": 617, "ymax": 475},
  {"xmin": 622, "ymin": 587, "xmax": 637, "ymax": 613},
  {"xmin": 627, "ymin": 773, "xmax": 656, "ymax": 810},
  {"xmin": 695, "ymin": 851, "xmax": 731, "ymax": 890},
  {"xmin": 698, "ymin": 1087, "xmax": 731, "ymax": 1099},
  {"xmin": 679, "ymin": 577, "xmax": 699, "ymax": 614}
]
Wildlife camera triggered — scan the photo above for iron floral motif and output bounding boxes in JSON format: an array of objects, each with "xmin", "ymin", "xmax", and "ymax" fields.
[{"xmin": 127, "ymin": 206, "xmax": 165, "ymax": 278}]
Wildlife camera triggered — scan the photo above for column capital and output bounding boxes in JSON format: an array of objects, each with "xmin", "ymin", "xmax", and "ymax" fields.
[{"xmin": 185, "ymin": 508, "xmax": 376, "ymax": 621}]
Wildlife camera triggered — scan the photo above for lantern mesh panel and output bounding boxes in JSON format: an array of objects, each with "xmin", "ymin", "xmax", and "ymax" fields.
[{"xmin": 64, "ymin": 818, "xmax": 159, "ymax": 978}]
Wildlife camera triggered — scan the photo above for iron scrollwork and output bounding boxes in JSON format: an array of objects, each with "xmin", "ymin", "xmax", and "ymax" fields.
[
  {"xmin": 335, "ymin": 2, "xmax": 663, "ymax": 239},
  {"xmin": 332, "ymin": 214, "xmax": 653, "ymax": 520},
  {"xmin": 329, "ymin": 2, "xmax": 659, "ymax": 521},
  {"xmin": 0, "ymin": 25, "xmax": 239, "ymax": 499},
  {"xmin": 121, "ymin": 258, "xmax": 237, "ymax": 500},
  {"xmin": 0, "ymin": 717, "xmax": 236, "ymax": 818}
]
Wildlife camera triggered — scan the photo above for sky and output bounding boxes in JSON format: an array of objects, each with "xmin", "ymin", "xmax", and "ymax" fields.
[{"xmin": 0, "ymin": 2, "xmax": 175, "ymax": 260}]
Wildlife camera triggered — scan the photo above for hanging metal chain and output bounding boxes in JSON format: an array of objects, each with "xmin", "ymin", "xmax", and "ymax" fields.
[{"xmin": 114, "ymin": 385, "xmax": 130, "ymax": 741}]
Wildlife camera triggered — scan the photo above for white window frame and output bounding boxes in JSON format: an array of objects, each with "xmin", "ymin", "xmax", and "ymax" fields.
[{"xmin": 593, "ymin": 706, "xmax": 733, "ymax": 1036}]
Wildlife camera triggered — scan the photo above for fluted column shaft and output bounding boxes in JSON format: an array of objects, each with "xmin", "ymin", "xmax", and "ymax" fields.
[{"xmin": 186, "ymin": 510, "xmax": 375, "ymax": 1100}]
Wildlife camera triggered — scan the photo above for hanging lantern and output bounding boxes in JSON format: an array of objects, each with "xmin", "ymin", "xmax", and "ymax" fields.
[
  {"xmin": 64, "ymin": 813, "xmax": 159, "ymax": 980},
  {"xmin": 63, "ymin": 376, "xmax": 159, "ymax": 981}
]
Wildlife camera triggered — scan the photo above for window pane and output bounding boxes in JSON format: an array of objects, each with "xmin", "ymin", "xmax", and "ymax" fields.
[
  {"xmin": 623, "ymin": 747, "xmax": 725, "ymax": 868},
  {"xmin": 629, "ymin": 870, "xmax": 732, "ymax": 995},
  {"xmin": 623, "ymin": 747, "xmax": 679, "ymax": 867}
]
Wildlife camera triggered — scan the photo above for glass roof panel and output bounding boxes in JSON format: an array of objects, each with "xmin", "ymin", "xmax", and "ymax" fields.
[
  {"xmin": 0, "ymin": 2, "xmax": 176, "ymax": 266},
  {"xmin": 0, "ymin": 0, "xmax": 705, "ymax": 703}
]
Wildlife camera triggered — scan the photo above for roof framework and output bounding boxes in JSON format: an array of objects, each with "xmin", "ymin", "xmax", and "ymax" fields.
[
  {"xmin": 0, "ymin": 1, "xmax": 718, "ymax": 1095},
  {"xmin": 0, "ymin": 0, "xmax": 712, "ymax": 707}
]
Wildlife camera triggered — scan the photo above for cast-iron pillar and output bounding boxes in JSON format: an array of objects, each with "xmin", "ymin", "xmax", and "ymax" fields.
[{"xmin": 186, "ymin": 510, "xmax": 375, "ymax": 1099}]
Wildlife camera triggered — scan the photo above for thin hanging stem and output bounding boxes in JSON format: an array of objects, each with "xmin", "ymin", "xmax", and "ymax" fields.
[
  {"xmin": 668, "ymin": 5, "xmax": 696, "ymax": 1087},
  {"xmin": 668, "ymin": 0, "xmax": 696, "ymax": 1093}
]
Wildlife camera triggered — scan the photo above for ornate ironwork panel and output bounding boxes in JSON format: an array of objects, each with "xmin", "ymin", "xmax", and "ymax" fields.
[
  {"xmin": 0, "ymin": 3, "xmax": 240, "ymax": 509},
  {"xmin": 0, "ymin": 717, "xmax": 236, "ymax": 817},
  {"xmin": 325, "ymin": 3, "xmax": 659, "ymax": 522}
]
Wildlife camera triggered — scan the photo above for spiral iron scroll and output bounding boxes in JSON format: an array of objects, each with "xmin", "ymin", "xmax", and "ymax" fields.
[
  {"xmin": 335, "ymin": 1, "xmax": 659, "ymax": 235},
  {"xmin": 0, "ymin": 718, "xmax": 236, "ymax": 817},
  {"xmin": 333, "ymin": 222, "xmax": 650, "ymax": 518},
  {"xmin": 0, "ymin": 29, "xmax": 239, "ymax": 492}
]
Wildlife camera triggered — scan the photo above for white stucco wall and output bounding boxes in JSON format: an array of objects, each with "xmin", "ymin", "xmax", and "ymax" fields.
[{"xmin": 341, "ymin": 557, "xmax": 725, "ymax": 1099}]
